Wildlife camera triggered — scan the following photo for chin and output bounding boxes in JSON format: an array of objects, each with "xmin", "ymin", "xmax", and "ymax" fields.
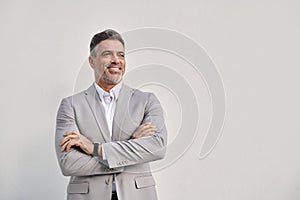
[{"xmin": 104, "ymin": 75, "xmax": 122, "ymax": 85}]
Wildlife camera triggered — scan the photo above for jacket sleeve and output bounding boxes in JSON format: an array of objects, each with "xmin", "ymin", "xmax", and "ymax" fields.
[
  {"xmin": 55, "ymin": 97, "xmax": 123, "ymax": 176},
  {"xmin": 102, "ymin": 93, "xmax": 168, "ymax": 168}
]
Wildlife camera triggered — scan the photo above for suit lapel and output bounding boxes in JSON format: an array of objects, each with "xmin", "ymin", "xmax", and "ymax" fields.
[
  {"xmin": 84, "ymin": 85, "xmax": 111, "ymax": 142},
  {"xmin": 112, "ymin": 84, "xmax": 134, "ymax": 141}
]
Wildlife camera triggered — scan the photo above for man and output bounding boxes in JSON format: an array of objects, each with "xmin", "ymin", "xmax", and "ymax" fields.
[{"xmin": 55, "ymin": 29, "xmax": 167, "ymax": 200}]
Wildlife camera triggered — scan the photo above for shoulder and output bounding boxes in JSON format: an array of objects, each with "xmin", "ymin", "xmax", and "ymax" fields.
[
  {"xmin": 60, "ymin": 85, "xmax": 95, "ymax": 105},
  {"xmin": 123, "ymin": 84, "xmax": 151, "ymax": 97},
  {"xmin": 124, "ymin": 84, "xmax": 160, "ymax": 104}
]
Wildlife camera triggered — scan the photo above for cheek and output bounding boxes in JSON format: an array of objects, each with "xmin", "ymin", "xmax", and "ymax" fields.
[
  {"xmin": 122, "ymin": 61, "xmax": 126, "ymax": 70},
  {"xmin": 94, "ymin": 60, "xmax": 107, "ymax": 70}
]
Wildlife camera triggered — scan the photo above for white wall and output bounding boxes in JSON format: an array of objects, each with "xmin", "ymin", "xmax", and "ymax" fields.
[{"xmin": 0, "ymin": 0, "xmax": 300, "ymax": 199}]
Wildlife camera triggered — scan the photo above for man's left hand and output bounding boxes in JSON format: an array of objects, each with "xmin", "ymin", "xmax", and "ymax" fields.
[{"xmin": 60, "ymin": 131, "xmax": 94, "ymax": 155}]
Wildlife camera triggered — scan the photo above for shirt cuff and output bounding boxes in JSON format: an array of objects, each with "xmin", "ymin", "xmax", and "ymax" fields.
[{"xmin": 102, "ymin": 145, "xmax": 107, "ymax": 160}]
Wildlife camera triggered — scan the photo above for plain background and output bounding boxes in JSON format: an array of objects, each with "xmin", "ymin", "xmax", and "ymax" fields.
[{"xmin": 1, "ymin": 0, "xmax": 300, "ymax": 199}]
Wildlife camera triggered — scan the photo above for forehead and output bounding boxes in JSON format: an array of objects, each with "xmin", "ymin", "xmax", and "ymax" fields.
[{"xmin": 97, "ymin": 39, "xmax": 124, "ymax": 52}]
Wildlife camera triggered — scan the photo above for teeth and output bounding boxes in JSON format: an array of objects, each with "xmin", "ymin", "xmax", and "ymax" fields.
[
  {"xmin": 106, "ymin": 66, "xmax": 122, "ymax": 70},
  {"xmin": 108, "ymin": 67, "xmax": 121, "ymax": 74}
]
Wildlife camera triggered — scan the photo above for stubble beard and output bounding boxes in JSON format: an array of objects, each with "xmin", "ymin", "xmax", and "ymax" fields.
[{"xmin": 102, "ymin": 71, "xmax": 123, "ymax": 85}]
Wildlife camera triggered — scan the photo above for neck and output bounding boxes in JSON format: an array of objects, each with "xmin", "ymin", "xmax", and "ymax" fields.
[{"xmin": 97, "ymin": 82, "xmax": 116, "ymax": 92}]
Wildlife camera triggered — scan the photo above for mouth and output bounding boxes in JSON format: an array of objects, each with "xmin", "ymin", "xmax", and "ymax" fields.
[
  {"xmin": 107, "ymin": 66, "xmax": 122, "ymax": 70},
  {"xmin": 106, "ymin": 65, "xmax": 122, "ymax": 74}
]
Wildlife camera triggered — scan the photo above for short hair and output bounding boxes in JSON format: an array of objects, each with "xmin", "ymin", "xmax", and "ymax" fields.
[{"xmin": 89, "ymin": 29, "xmax": 124, "ymax": 56}]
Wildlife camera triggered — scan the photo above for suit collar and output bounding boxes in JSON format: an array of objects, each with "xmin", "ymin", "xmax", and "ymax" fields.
[
  {"xmin": 93, "ymin": 82, "xmax": 123, "ymax": 102},
  {"xmin": 84, "ymin": 85, "xmax": 111, "ymax": 142},
  {"xmin": 84, "ymin": 84, "xmax": 134, "ymax": 142},
  {"xmin": 112, "ymin": 84, "xmax": 134, "ymax": 140}
]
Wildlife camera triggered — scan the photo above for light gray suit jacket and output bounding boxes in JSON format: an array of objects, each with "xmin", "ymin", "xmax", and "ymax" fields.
[{"xmin": 55, "ymin": 84, "xmax": 167, "ymax": 200}]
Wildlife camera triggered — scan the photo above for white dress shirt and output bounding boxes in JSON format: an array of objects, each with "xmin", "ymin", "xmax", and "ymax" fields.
[{"xmin": 94, "ymin": 82, "xmax": 122, "ymax": 159}]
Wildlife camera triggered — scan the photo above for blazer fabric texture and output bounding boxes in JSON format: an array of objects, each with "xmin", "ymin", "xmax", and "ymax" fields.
[{"xmin": 55, "ymin": 84, "xmax": 167, "ymax": 200}]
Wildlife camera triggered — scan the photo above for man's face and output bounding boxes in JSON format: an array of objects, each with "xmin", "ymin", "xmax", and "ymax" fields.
[{"xmin": 89, "ymin": 39, "xmax": 126, "ymax": 88}]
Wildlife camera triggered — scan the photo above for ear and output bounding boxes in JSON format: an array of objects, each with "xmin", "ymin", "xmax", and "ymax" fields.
[{"xmin": 88, "ymin": 56, "xmax": 95, "ymax": 69}]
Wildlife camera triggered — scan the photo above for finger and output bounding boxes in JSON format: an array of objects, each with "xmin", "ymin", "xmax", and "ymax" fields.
[
  {"xmin": 132, "ymin": 123, "xmax": 157, "ymax": 139},
  {"xmin": 66, "ymin": 139, "xmax": 80, "ymax": 152},
  {"xmin": 139, "ymin": 123, "xmax": 151, "ymax": 129},
  {"xmin": 147, "ymin": 124, "xmax": 157, "ymax": 129},
  {"xmin": 61, "ymin": 140, "xmax": 70, "ymax": 152},
  {"xmin": 134, "ymin": 128, "xmax": 157, "ymax": 139},
  {"xmin": 139, "ymin": 125, "xmax": 157, "ymax": 133},
  {"xmin": 144, "ymin": 123, "xmax": 155, "ymax": 127},
  {"xmin": 141, "ymin": 126, "xmax": 157, "ymax": 134},
  {"xmin": 133, "ymin": 126, "xmax": 144, "ymax": 136},
  {"xmin": 64, "ymin": 131, "xmax": 79, "ymax": 137},
  {"xmin": 61, "ymin": 139, "xmax": 79, "ymax": 152},
  {"xmin": 60, "ymin": 135, "xmax": 78, "ymax": 146},
  {"xmin": 134, "ymin": 125, "xmax": 156, "ymax": 136},
  {"xmin": 142, "ymin": 122, "xmax": 151, "ymax": 125},
  {"xmin": 136, "ymin": 123, "xmax": 154, "ymax": 132},
  {"xmin": 65, "ymin": 141, "xmax": 74, "ymax": 152},
  {"xmin": 132, "ymin": 128, "xmax": 144, "ymax": 137},
  {"xmin": 141, "ymin": 128, "xmax": 157, "ymax": 136}
]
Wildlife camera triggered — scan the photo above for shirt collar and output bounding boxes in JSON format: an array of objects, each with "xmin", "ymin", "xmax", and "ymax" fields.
[{"xmin": 94, "ymin": 82, "xmax": 123, "ymax": 101}]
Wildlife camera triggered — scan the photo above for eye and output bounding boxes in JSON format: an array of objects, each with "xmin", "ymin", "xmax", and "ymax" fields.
[
  {"xmin": 102, "ymin": 51, "xmax": 112, "ymax": 56},
  {"xmin": 118, "ymin": 52, "xmax": 125, "ymax": 58}
]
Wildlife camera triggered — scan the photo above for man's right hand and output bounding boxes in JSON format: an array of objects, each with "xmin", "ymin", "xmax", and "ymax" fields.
[{"xmin": 131, "ymin": 122, "xmax": 157, "ymax": 139}]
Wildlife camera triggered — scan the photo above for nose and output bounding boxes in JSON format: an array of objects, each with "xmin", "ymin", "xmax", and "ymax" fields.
[{"xmin": 111, "ymin": 54, "xmax": 120, "ymax": 64}]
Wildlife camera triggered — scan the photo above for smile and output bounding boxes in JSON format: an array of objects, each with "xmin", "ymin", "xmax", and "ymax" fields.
[
  {"xmin": 107, "ymin": 66, "xmax": 122, "ymax": 70},
  {"xmin": 106, "ymin": 66, "xmax": 122, "ymax": 74}
]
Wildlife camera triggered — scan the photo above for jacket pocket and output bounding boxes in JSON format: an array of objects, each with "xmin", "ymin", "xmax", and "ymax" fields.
[
  {"xmin": 67, "ymin": 182, "xmax": 89, "ymax": 194},
  {"xmin": 135, "ymin": 176, "xmax": 156, "ymax": 189}
]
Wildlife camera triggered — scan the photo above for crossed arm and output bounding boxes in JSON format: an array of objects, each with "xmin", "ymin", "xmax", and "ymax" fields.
[
  {"xmin": 55, "ymin": 93, "xmax": 167, "ymax": 176},
  {"xmin": 60, "ymin": 122, "xmax": 157, "ymax": 157}
]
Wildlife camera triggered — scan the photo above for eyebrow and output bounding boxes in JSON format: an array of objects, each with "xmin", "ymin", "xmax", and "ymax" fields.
[
  {"xmin": 101, "ymin": 50, "xmax": 125, "ymax": 56},
  {"xmin": 101, "ymin": 50, "xmax": 125, "ymax": 54}
]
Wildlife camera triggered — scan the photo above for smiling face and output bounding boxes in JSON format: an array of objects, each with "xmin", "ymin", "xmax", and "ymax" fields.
[{"xmin": 89, "ymin": 39, "xmax": 126, "ymax": 91}]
